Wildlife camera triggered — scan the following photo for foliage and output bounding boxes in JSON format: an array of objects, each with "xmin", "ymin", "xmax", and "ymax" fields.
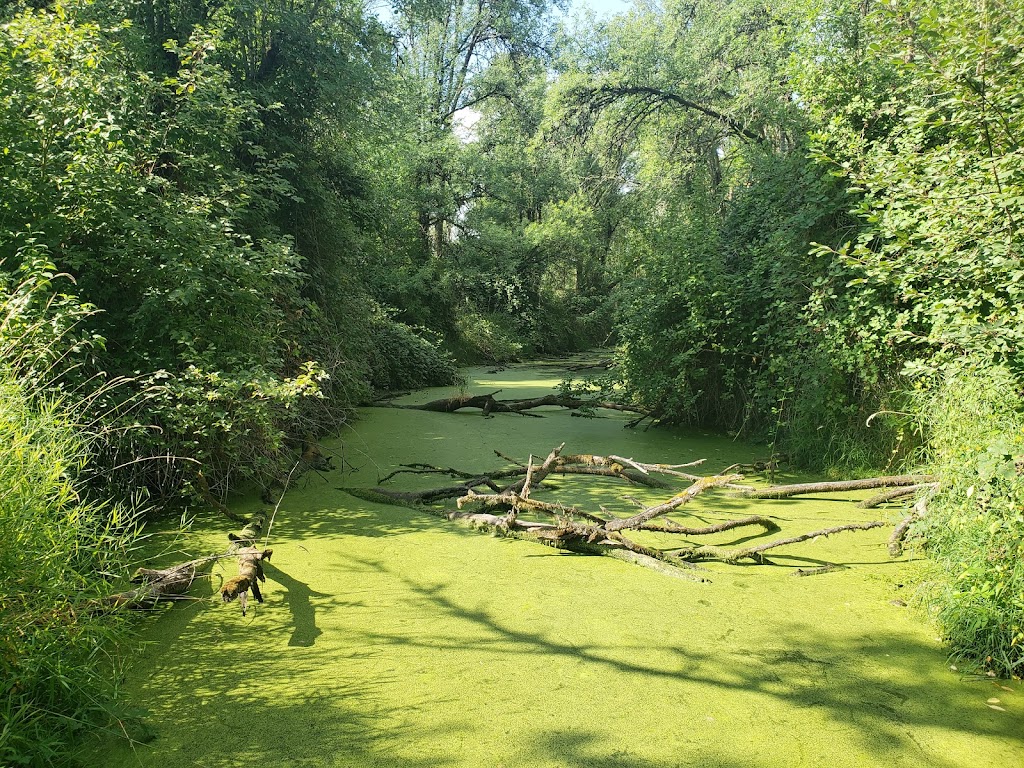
[
  {"xmin": 0, "ymin": 321, "xmax": 137, "ymax": 766},
  {"xmin": 799, "ymin": 0, "xmax": 1024, "ymax": 380},
  {"xmin": 363, "ymin": 317, "xmax": 462, "ymax": 392},
  {"xmin": 911, "ymin": 363, "xmax": 1024, "ymax": 677}
]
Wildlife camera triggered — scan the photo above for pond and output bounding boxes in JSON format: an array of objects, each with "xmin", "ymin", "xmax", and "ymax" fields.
[{"xmin": 80, "ymin": 360, "xmax": 1022, "ymax": 767}]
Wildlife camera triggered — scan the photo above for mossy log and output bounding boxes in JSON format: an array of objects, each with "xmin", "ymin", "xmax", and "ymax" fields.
[
  {"xmin": 98, "ymin": 558, "xmax": 217, "ymax": 610},
  {"xmin": 101, "ymin": 513, "xmax": 269, "ymax": 612},
  {"xmin": 386, "ymin": 390, "xmax": 650, "ymax": 419},
  {"xmin": 220, "ymin": 546, "xmax": 273, "ymax": 617}
]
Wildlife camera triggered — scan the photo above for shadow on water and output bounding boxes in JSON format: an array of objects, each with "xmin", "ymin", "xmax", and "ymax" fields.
[
  {"xmin": 79, "ymin": 364, "xmax": 1023, "ymax": 768},
  {"xmin": 263, "ymin": 562, "xmax": 330, "ymax": 647},
  {"xmin": 338, "ymin": 557, "xmax": 1022, "ymax": 768}
]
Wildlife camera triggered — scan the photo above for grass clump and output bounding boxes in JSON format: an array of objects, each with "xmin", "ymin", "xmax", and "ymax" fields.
[
  {"xmin": 0, "ymin": 371, "xmax": 140, "ymax": 766},
  {"xmin": 912, "ymin": 362, "xmax": 1024, "ymax": 677}
]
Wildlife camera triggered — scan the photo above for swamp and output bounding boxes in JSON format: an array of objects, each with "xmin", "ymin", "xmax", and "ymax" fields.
[
  {"xmin": 79, "ymin": 362, "xmax": 1022, "ymax": 768},
  {"xmin": 3, "ymin": 0, "xmax": 1024, "ymax": 764}
]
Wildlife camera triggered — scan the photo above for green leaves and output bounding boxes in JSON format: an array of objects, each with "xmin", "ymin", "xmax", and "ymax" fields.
[{"xmin": 800, "ymin": 0, "xmax": 1024, "ymax": 380}]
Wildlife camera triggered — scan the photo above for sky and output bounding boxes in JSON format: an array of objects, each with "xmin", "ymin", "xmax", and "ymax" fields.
[{"xmin": 568, "ymin": 0, "xmax": 633, "ymax": 17}]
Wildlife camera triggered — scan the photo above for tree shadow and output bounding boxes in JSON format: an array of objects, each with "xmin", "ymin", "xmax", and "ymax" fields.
[
  {"xmin": 263, "ymin": 561, "xmax": 330, "ymax": 647},
  {"xmin": 338, "ymin": 556, "xmax": 1022, "ymax": 768}
]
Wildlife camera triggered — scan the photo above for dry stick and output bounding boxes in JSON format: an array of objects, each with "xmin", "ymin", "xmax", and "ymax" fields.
[
  {"xmin": 264, "ymin": 461, "xmax": 300, "ymax": 549},
  {"xmin": 639, "ymin": 514, "xmax": 780, "ymax": 535},
  {"xmin": 741, "ymin": 475, "xmax": 938, "ymax": 499},
  {"xmin": 494, "ymin": 450, "xmax": 527, "ymax": 467},
  {"xmin": 604, "ymin": 475, "xmax": 744, "ymax": 532},
  {"xmin": 675, "ymin": 521, "xmax": 886, "ymax": 563},
  {"xmin": 379, "ymin": 463, "xmax": 483, "ymax": 483}
]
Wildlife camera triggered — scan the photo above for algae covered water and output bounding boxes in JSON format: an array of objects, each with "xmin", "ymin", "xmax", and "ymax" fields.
[{"xmin": 81, "ymin": 362, "xmax": 1022, "ymax": 767}]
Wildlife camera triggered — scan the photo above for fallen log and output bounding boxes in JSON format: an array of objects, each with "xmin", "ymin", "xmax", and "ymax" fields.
[
  {"xmin": 97, "ymin": 557, "xmax": 218, "ymax": 610},
  {"xmin": 857, "ymin": 482, "xmax": 937, "ymax": 509},
  {"xmin": 385, "ymin": 390, "xmax": 650, "ymax": 419},
  {"xmin": 351, "ymin": 443, "xmax": 900, "ymax": 579},
  {"xmin": 99, "ymin": 513, "xmax": 268, "ymax": 612},
  {"xmin": 741, "ymin": 475, "xmax": 938, "ymax": 499}
]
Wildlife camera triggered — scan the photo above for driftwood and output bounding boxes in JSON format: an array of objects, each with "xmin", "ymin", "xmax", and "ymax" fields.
[
  {"xmin": 347, "ymin": 444, "xmax": 894, "ymax": 579},
  {"xmin": 384, "ymin": 390, "xmax": 650, "ymax": 419},
  {"xmin": 741, "ymin": 475, "xmax": 938, "ymax": 499}
]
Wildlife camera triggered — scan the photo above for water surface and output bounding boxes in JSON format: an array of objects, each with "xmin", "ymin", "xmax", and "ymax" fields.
[{"xmin": 81, "ymin": 361, "xmax": 1022, "ymax": 767}]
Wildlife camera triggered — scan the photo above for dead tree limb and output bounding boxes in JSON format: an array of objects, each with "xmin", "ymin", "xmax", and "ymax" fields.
[
  {"xmin": 639, "ymin": 515, "xmax": 780, "ymax": 535},
  {"xmin": 99, "ymin": 513, "xmax": 268, "ymax": 611},
  {"xmin": 349, "ymin": 444, "xmax": 901, "ymax": 579},
  {"xmin": 791, "ymin": 564, "xmax": 847, "ymax": 577},
  {"xmin": 386, "ymin": 391, "xmax": 650, "ymax": 419},
  {"xmin": 604, "ymin": 475, "xmax": 744, "ymax": 532},
  {"xmin": 673, "ymin": 521, "xmax": 886, "ymax": 563},
  {"xmin": 741, "ymin": 475, "xmax": 938, "ymax": 499},
  {"xmin": 888, "ymin": 490, "xmax": 932, "ymax": 557}
]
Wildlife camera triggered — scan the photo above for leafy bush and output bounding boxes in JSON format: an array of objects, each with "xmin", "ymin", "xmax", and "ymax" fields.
[
  {"xmin": 911, "ymin": 363, "xmax": 1024, "ymax": 676},
  {"xmin": 451, "ymin": 310, "xmax": 524, "ymax": 364},
  {"xmin": 365, "ymin": 317, "xmax": 462, "ymax": 392}
]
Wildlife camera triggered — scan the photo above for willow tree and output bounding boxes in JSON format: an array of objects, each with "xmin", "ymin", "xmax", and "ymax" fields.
[
  {"xmin": 548, "ymin": 0, "xmax": 870, "ymax": 461},
  {"xmin": 388, "ymin": 0, "xmax": 563, "ymax": 260}
]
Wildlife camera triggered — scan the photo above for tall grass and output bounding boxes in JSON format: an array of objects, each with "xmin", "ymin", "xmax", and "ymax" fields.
[
  {"xmin": 0, "ymin": 372, "xmax": 141, "ymax": 765},
  {"xmin": 911, "ymin": 362, "xmax": 1024, "ymax": 677},
  {"xmin": 1, "ymin": 256, "xmax": 141, "ymax": 765}
]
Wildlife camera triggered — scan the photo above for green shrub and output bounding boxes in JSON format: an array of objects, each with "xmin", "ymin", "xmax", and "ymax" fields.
[
  {"xmin": 449, "ymin": 309, "xmax": 524, "ymax": 365},
  {"xmin": 365, "ymin": 317, "xmax": 462, "ymax": 392},
  {"xmin": 912, "ymin": 362, "xmax": 1024, "ymax": 676}
]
